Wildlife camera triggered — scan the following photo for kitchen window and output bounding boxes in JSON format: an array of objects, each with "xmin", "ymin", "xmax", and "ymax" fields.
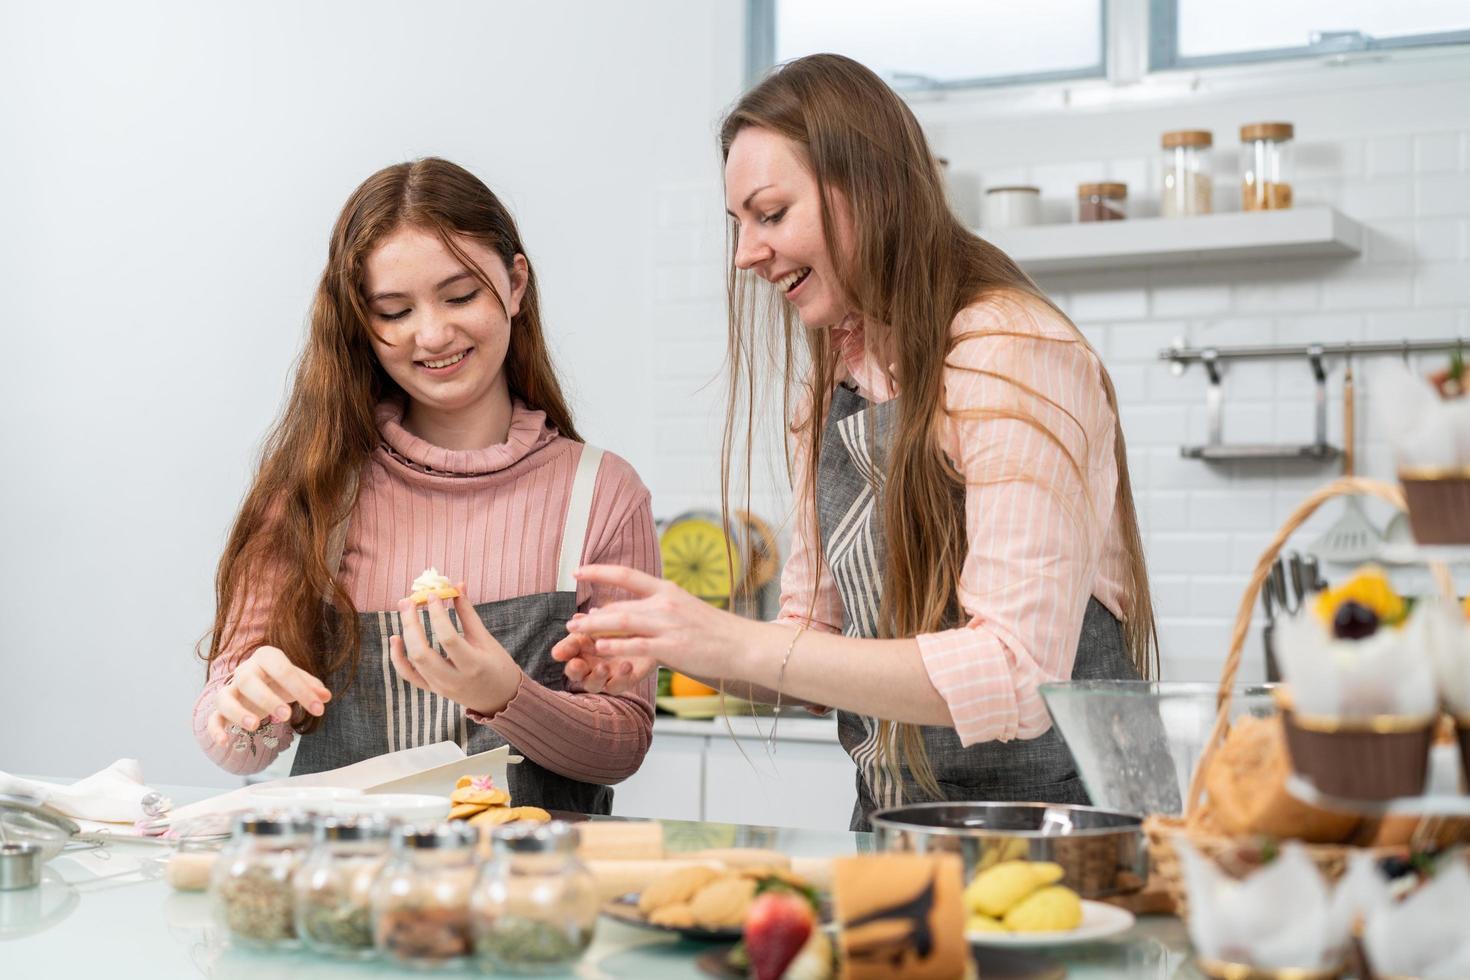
[
  {"xmin": 1151, "ymin": 0, "xmax": 1470, "ymax": 71},
  {"xmin": 747, "ymin": 0, "xmax": 1106, "ymax": 90}
]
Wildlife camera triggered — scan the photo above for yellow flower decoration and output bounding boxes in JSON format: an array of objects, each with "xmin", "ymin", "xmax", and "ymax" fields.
[{"xmin": 1313, "ymin": 566, "xmax": 1406, "ymax": 628}]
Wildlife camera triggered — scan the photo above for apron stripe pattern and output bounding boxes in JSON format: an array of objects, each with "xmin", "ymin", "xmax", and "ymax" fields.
[{"xmin": 828, "ymin": 406, "xmax": 901, "ymax": 811}]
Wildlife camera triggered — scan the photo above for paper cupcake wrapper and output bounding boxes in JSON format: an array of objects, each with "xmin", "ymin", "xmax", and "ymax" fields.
[
  {"xmin": 1399, "ymin": 471, "xmax": 1470, "ymax": 545},
  {"xmin": 1282, "ymin": 711, "xmax": 1434, "ymax": 801}
]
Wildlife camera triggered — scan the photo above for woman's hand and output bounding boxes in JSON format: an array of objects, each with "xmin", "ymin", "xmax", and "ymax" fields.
[
  {"xmin": 390, "ymin": 586, "xmax": 523, "ymax": 716},
  {"xmin": 550, "ymin": 613, "xmax": 652, "ymax": 695},
  {"xmin": 564, "ymin": 565, "xmax": 771, "ymax": 683},
  {"xmin": 208, "ymin": 646, "xmax": 330, "ymax": 748}
]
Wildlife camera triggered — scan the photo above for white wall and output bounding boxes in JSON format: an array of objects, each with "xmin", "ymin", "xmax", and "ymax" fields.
[{"xmin": 0, "ymin": 0, "xmax": 747, "ymax": 786}]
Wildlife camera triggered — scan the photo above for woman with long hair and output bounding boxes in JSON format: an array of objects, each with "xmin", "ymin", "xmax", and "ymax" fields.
[
  {"xmin": 558, "ymin": 54, "xmax": 1155, "ymax": 828},
  {"xmin": 195, "ymin": 158, "xmax": 657, "ymax": 813}
]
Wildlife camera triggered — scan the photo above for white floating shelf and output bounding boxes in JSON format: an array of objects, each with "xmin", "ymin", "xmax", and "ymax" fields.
[{"xmin": 980, "ymin": 207, "xmax": 1363, "ymax": 275}]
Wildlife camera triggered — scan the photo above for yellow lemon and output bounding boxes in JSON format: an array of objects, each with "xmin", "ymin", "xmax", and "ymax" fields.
[
  {"xmin": 966, "ymin": 913, "xmax": 1007, "ymax": 933},
  {"xmin": 1003, "ymin": 885, "xmax": 1083, "ymax": 933},
  {"xmin": 963, "ymin": 861, "xmax": 1064, "ymax": 918}
]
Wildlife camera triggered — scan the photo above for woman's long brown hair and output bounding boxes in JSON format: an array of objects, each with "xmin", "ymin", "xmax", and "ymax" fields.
[
  {"xmin": 203, "ymin": 158, "xmax": 581, "ymax": 733},
  {"xmin": 719, "ymin": 55, "xmax": 1157, "ymax": 797}
]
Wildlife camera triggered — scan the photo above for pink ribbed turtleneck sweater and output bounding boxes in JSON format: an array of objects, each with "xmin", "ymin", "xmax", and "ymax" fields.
[{"xmin": 193, "ymin": 399, "xmax": 659, "ymax": 783}]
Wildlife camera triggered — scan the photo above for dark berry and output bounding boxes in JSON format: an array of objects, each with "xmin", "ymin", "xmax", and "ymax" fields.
[{"xmin": 1332, "ymin": 600, "xmax": 1379, "ymax": 640}]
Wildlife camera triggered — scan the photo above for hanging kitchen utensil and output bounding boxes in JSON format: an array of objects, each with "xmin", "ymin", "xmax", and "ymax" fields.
[{"xmin": 1310, "ymin": 352, "xmax": 1385, "ymax": 563}]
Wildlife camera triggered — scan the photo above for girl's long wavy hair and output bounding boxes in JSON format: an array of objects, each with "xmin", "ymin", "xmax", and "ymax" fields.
[
  {"xmin": 203, "ymin": 158, "xmax": 580, "ymax": 733},
  {"xmin": 719, "ymin": 55, "xmax": 1157, "ymax": 797}
]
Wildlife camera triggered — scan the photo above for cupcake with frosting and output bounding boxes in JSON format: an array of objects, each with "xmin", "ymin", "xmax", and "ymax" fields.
[{"xmin": 1274, "ymin": 567, "xmax": 1439, "ymax": 800}]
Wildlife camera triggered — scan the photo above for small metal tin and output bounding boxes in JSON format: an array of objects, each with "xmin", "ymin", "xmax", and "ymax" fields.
[{"xmin": 0, "ymin": 842, "xmax": 42, "ymax": 891}]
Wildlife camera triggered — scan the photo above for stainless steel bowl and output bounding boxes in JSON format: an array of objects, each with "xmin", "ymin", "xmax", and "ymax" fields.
[{"xmin": 869, "ymin": 802, "xmax": 1146, "ymax": 898}]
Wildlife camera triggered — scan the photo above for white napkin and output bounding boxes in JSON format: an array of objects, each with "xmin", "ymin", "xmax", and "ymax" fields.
[
  {"xmin": 1276, "ymin": 610, "xmax": 1440, "ymax": 719},
  {"xmin": 1179, "ymin": 841, "xmax": 1351, "ymax": 970},
  {"xmin": 0, "ymin": 759, "xmax": 155, "ymax": 824},
  {"xmin": 1363, "ymin": 861, "xmax": 1470, "ymax": 979},
  {"xmin": 1376, "ymin": 362, "xmax": 1470, "ymax": 469},
  {"xmin": 1423, "ymin": 597, "xmax": 1470, "ymax": 717}
]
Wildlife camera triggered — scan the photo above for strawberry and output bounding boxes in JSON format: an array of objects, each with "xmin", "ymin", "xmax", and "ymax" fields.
[
  {"xmin": 746, "ymin": 887, "xmax": 817, "ymax": 980},
  {"xmin": 743, "ymin": 890, "xmax": 815, "ymax": 980}
]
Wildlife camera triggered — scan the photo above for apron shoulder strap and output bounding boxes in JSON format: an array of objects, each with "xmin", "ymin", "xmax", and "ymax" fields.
[
  {"xmin": 556, "ymin": 445, "xmax": 605, "ymax": 593},
  {"xmin": 324, "ymin": 469, "xmax": 360, "ymax": 590}
]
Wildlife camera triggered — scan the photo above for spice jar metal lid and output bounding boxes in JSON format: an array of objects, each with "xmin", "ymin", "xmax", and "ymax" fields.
[
  {"xmin": 1077, "ymin": 182, "xmax": 1127, "ymax": 198},
  {"xmin": 315, "ymin": 814, "xmax": 391, "ymax": 843},
  {"xmin": 492, "ymin": 820, "xmax": 579, "ymax": 855},
  {"xmin": 984, "ymin": 185, "xmax": 1040, "ymax": 195},
  {"xmin": 232, "ymin": 811, "xmax": 316, "ymax": 838},
  {"xmin": 1162, "ymin": 129, "xmax": 1212, "ymax": 149},
  {"xmin": 0, "ymin": 841, "xmax": 42, "ymax": 891},
  {"xmin": 394, "ymin": 821, "xmax": 479, "ymax": 851},
  {"xmin": 1240, "ymin": 121, "xmax": 1294, "ymax": 142}
]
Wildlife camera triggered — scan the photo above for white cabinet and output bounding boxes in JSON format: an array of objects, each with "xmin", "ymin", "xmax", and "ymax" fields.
[{"xmin": 612, "ymin": 717, "xmax": 856, "ymax": 831}]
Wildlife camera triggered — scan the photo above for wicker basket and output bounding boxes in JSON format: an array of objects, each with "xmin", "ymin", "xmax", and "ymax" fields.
[{"xmin": 1144, "ymin": 476, "xmax": 1463, "ymax": 921}]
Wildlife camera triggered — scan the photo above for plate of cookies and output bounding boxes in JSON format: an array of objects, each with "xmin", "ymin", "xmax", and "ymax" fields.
[
  {"xmin": 446, "ymin": 775, "xmax": 552, "ymax": 830},
  {"xmin": 601, "ymin": 864, "xmax": 822, "ymax": 942}
]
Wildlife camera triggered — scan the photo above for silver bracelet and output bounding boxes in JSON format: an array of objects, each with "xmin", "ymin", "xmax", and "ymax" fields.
[
  {"xmin": 227, "ymin": 719, "xmax": 279, "ymax": 755},
  {"xmin": 768, "ymin": 626, "xmax": 807, "ymax": 751}
]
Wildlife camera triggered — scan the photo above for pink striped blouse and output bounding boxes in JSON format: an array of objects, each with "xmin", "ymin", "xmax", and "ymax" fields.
[
  {"xmin": 776, "ymin": 291, "xmax": 1131, "ymax": 746},
  {"xmin": 193, "ymin": 400, "xmax": 660, "ymax": 781}
]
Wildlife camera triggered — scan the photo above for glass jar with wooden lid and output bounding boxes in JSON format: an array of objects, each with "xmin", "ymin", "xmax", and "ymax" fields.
[
  {"xmin": 1241, "ymin": 122, "xmax": 1294, "ymax": 211},
  {"xmin": 1161, "ymin": 130, "xmax": 1213, "ymax": 217},
  {"xmin": 1077, "ymin": 182, "xmax": 1127, "ymax": 222}
]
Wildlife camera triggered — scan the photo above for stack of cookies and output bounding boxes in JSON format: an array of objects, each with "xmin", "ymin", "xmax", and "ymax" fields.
[{"xmin": 448, "ymin": 775, "xmax": 551, "ymax": 828}]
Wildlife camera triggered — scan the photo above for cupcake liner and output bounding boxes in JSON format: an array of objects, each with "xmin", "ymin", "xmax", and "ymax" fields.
[
  {"xmin": 1281, "ymin": 711, "xmax": 1434, "ymax": 801},
  {"xmin": 1458, "ymin": 718, "xmax": 1470, "ymax": 794},
  {"xmin": 1399, "ymin": 470, "xmax": 1470, "ymax": 545}
]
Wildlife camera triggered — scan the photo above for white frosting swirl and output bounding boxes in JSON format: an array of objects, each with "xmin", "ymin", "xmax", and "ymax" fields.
[{"xmin": 411, "ymin": 567, "xmax": 454, "ymax": 594}]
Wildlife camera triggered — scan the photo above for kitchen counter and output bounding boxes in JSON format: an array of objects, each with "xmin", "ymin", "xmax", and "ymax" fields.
[
  {"xmin": 651, "ymin": 714, "xmax": 841, "ymax": 743},
  {"xmin": 3, "ymin": 779, "xmax": 1194, "ymax": 978}
]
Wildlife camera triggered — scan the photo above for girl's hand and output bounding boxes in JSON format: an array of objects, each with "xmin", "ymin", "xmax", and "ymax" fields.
[
  {"xmin": 551, "ymin": 613, "xmax": 651, "ymax": 695},
  {"xmin": 208, "ymin": 646, "xmax": 330, "ymax": 748},
  {"xmin": 564, "ymin": 565, "xmax": 766, "ymax": 682},
  {"xmin": 390, "ymin": 585, "xmax": 523, "ymax": 716}
]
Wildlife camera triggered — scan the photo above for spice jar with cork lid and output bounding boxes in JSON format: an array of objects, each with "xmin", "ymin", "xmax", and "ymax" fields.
[
  {"xmin": 372, "ymin": 822, "xmax": 478, "ymax": 967},
  {"xmin": 293, "ymin": 814, "xmax": 391, "ymax": 959},
  {"xmin": 1077, "ymin": 182, "xmax": 1127, "ymax": 222},
  {"xmin": 471, "ymin": 821, "xmax": 599, "ymax": 974},
  {"xmin": 1161, "ymin": 130, "xmax": 1214, "ymax": 217},
  {"xmin": 1241, "ymin": 122, "xmax": 1294, "ymax": 211},
  {"xmin": 210, "ymin": 811, "xmax": 315, "ymax": 949}
]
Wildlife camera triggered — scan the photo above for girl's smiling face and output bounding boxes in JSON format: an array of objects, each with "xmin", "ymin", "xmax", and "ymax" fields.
[
  {"xmin": 363, "ymin": 224, "xmax": 527, "ymax": 428},
  {"xmin": 724, "ymin": 126, "xmax": 853, "ymax": 329}
]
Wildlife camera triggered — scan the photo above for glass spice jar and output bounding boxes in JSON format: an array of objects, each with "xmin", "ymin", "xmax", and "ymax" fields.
[
  {"xmin": 372, "ymin": 822, "xmax": 479, "ymax": 968},
  {"xmin": 1161, "ymin": 130, "xmax": 1214, "ymax": 217},
  {"xmin": 470, "ymin": 822, "xmax": 598, "ymax": 975},
  {"xmin": 1077, "ymin": 182, "xmax": 1127, "ymax": 222},
  {"xmin": 293, "ymin": 814, "xmax": 391, "ymax": 959},
  {"xmin": 1241, "ymin": 122, "xmax": 1294, "ymax": 211},
  {"xmin": 210, "ymin": 811, "xmax": 315, "ymax": 949}
]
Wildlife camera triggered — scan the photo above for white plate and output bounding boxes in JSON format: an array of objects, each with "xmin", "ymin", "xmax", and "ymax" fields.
[
  {"xmin": 967, "ymin": 900, "xmax": 1135, "ymax": 948},
  {"xmin": 332, "ymin": 793, "xmax": 451, "ymax": 824}
]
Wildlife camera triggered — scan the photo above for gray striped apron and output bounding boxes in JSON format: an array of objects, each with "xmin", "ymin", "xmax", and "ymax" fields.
[
  {"xmin": 292, "ymin": 446, "xmax": 615, "ymax": 815},
  {"xmin": 816, "ymin": 385, "xmax": 1137, "ymax": 831}
]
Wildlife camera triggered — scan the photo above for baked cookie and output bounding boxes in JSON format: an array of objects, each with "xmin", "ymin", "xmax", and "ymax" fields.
[{"xmin": 469, "ymin": 806, "xmax": 552, "ymax": 828}]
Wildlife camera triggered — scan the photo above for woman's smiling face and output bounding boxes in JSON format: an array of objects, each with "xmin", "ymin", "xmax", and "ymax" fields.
[
  {"xmin": 362, "ymin": 224, "xmax": 526, "ymax": 421},
  {"xmin": 725, "ymin": 126, "xmax": 853, "ymax": 329}
]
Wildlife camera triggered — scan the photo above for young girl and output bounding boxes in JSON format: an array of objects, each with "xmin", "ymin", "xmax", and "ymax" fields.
[
  {"xmin": 196, "ymin": 158, "xmax": 657, "ymax": 814},
  {"xmin": 559, "ymin": 55, "xmax": 1156, "ymax": 829}
]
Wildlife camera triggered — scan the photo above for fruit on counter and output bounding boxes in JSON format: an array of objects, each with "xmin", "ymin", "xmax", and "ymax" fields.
[
  {"xmin": 744, "ymin": 890, "xmax": 816, "ymax": 980},
  {"xmin": 962, "ymin": 860, "xmax": 1064, "ymax": 919},
  {"xmin": 1313, "ymin": 566, "xmax": 1406, "ymax": 631},
  {"xmin": 965, "ymin": 913, "xmax": 1006, "ymax": 933},
  {"xmin": 670, "ymin": 672, "xmax": 718, "ymax": 697},
  {"xmin": 1001, "ymin": 884, "xmax": 1082, "ymax": 932}
]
